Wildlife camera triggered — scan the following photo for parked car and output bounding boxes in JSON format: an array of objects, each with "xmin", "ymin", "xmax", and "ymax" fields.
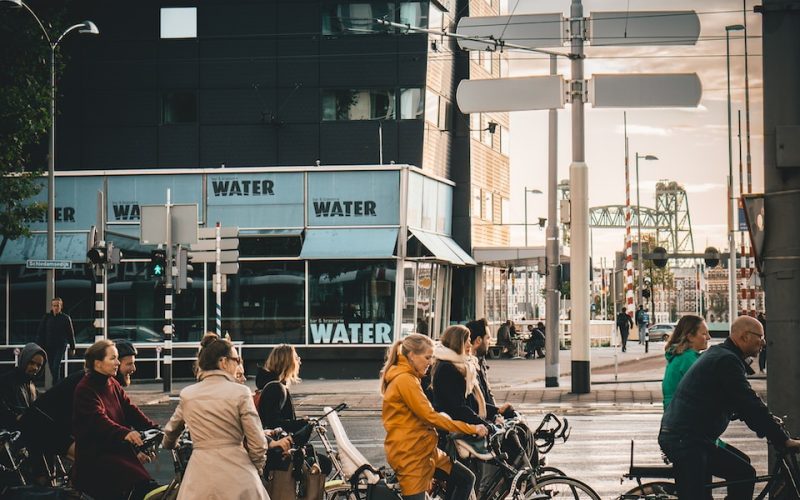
[
  {"xmin": 75, "ymin": 325, "xmax": 163, "ymax": 344},
  {"xmin": 648, "ymin": 323, "xmax": 676, "ymax": 342}
]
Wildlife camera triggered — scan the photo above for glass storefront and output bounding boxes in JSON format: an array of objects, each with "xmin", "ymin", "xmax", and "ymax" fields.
[{"xmin": 309, "ymin": 260, "xmax": 395, "ymax": 345}]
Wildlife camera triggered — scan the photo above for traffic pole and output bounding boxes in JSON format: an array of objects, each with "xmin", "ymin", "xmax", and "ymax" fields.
[
  {"xmin": 215, "ymin": 222, "xmax": 222, "ymax": 336},
  {"xmin": 545, "ymin": 53, "xmax": 561, "ymax": 388}
]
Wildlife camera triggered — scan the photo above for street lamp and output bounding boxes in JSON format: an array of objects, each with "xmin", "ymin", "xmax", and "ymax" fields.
[
  {"xmin": 523, "ymin": 187, "xmax": 543, "ymax": 246},
  {"xmin": 3, "ymin": 0, "xmax": 99, "ymax": 307},
  {"xmin": 726, "ymin": 24, "xmax": 745, "ymax": 322},
  {"xmin": 635, "ymin": 153, "xmax": 658, "ymax": 308}
]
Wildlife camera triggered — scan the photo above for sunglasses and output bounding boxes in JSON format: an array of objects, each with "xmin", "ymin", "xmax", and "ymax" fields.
[{"xmin": 744, "ymin": 331, "xmax": 765, "ymax": 341}]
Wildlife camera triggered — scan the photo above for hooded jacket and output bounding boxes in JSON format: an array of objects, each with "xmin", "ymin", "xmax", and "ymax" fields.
[
  {"xmin": 0, "ymin": 343, "xmax": 46, "ymax": 430},
  {"xmin": 382, "ymin": 354, "xmax": 479, "ymax": 496},
  {"xmin": 661, "ymin": 347, "xmax": 700, "ymax": 409}
]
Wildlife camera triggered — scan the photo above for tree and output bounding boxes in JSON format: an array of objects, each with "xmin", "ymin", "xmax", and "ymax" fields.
[{"xmin": 0, "ymin": 3, "xmax": 68, "ymax": 255}]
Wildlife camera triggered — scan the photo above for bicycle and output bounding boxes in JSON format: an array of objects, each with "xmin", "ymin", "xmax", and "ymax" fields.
[{"xmin": 618, "ymin": 437, "xmax": 800, "ymax": 499}]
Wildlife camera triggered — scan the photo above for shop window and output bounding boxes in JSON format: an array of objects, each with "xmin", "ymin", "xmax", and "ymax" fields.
[
  {"xmin": 309, "ymin": 261, "xmax": 396, "ymax": 345},
  {"xmin": 239, "ymin": 235, "xmax": 302, "ymax": 258},
  {"xmin": 161, "ymin": 7, "xmax": 197, "ymax": 39},
  {"xmin": 322, "ymin": 89, "xmax": 396, "ymax": 120},
  {"xmin": 400, "ymin": 88, "xmax": 424, "ymax": 119},
  {"xmin": 415, "ymin": 262, "xmax": 437, "ymax": 337},
  {"xmin": 401, "ymin": 262, "xmax": 416, "ymax": 335},
  {"xmin": 220, "ymin": 262, "xmax": 306, "ymax": 344},
  {"xmin": 162, "ymin": 91, "xmax": 197, "ymax": 124},
  {"xmin": 425, "ymin": 89, "xmax": 440, "ymax": 127}
]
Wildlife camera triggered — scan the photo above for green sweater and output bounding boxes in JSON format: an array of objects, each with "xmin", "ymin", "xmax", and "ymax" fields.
[{"xmin": 662, "ymin": 348, "xmax": 700, "ymax": 409}]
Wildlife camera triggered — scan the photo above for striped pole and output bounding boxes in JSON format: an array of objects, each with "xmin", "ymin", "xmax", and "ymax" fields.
[
  {"xmin": 215, "ymin": 222, "xmax": 222, "ymax": 336},
  {"xmin": 624, "ymin": 134, "xmax": 635, "ymax": 318},
  {"xmin": 94, "ymin": 279, "xmax": 104, "ymax": 342}
]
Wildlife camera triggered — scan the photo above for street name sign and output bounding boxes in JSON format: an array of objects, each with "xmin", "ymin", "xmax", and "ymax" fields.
[
  {"xmin": 589, "ymin": 73, "xmax": 702, "ymax": 108},
  {"xmin": 457, "ymin": 75, "xmax": 565, "ymax": 113},
  {"xmin": 588, "ymin": 11, "xmax": 700, "ymax": 47},
  {"xmin": 26, "ymin": 259, "xmax": 72, "ymax": 270},
  {"xmin": 456, "ymin": 13, "xmax": 564, "ymax": 51}
]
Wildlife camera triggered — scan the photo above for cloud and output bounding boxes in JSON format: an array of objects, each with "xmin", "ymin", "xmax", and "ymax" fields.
[
  {"xmin": 682, "ymin": 182, "xmax": 725, "ymax": 193},
  {"xmin": 615, "ymin": 124, "xmax": 673, "ymax": 136}
]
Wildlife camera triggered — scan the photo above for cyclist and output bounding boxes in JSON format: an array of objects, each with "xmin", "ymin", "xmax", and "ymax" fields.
[
  {"xmin": 658, "ymin": 315, "xmax": 800, "ymax": 499},
  {"xmin": 0, "ymin": 343, "xmax": 46, "ymax": 431},
  {"xmin": 661, "ymin": 314, "xmax": 710, "ymax": 409},
  {"xmin": 381, "ymin": 333, "xmax": 488, "ymax": 500}
]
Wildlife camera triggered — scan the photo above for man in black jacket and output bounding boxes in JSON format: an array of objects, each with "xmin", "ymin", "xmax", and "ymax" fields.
[
  {"xmin": 616, "ymin": 309, "xmax": 633, "ymax": 352},
  {"xmin": 659, "ymin": 315, "xmax": 800, "ymax": 499},
  {"xmin": 0, "ymin": 343, "xmax": 46, "ymax": 430},
  {"xmin": 36, "ymin": 297, "xmax": 75, "ymax": 384}
]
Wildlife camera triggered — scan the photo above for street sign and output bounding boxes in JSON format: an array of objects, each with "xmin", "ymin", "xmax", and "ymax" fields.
[
  {"xmin": 140, "ymin": 204, "xmax": 199, "ymax": 245},
  {"xmin": 188, "ymin": 250, "xmax": 239, "ymax": 264},
  {"xmin": 456, "ymin": 75, "xmax": 565, "ymax": 113},
  {"xmin": 589, "ymin": 11, "xmax": 700, "ymax": 47},
  {"xmin": 189, "ymin": 239, "xmax": 239, "ymax": 251},
  {"xmin": 218, "ymin": 263, "xmax": 239, "ymax": 275},
  {"xmin": 198, "ymin": 227, "xmax": 238, "ymax": 239},
  {"xmin": 742, "ymin": 194, "xmax": 765, "ymax": 272},
  {"xmin": 589, "ymin": 74, "xmax": 702, "ymax": 108},
  {"xmin": 456, "ymin": 13, "xmax": 565, "ymax": 52},
  {"xmin": 212, "ymin": 274, "xmax": 227, "ymax": 293},
  {"xmin": 26, "ymin": 259, "xmax": 72, "ymax": 270}
]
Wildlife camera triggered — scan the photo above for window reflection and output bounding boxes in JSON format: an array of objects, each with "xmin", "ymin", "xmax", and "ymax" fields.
[
  {"xmin": 309, "ymin": 260, "xmax": 395, "ymax": 344},
  {"xmin": 322, "ymin": 2, "xmax": 430, "ymax": 35},
  {"xmin": 322, "ymin": 89, "xmax": 396, "ymax": 121}
]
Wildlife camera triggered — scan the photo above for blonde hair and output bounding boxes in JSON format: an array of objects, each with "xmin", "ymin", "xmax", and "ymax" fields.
[
  {"xmin": 379, "ymin": 333, "xmax": 434, "ymax": 394},
  {"xmin": 85, "ymin": 339, "xmax": 115, "ymax": 373},
  {"xmin": 439, "ymin": 325, "xmax": 470, "ymax": 355},
  {"xmin": 664, "ymin": 314, "xmax": 704, "ymax": 355},
  {"xmin": 265, "ymin": 344, "xmax": 301, "ymax": 386}
]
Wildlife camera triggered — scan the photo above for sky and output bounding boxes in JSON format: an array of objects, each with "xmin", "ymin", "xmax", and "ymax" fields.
[{"xmin": 501, "ymin": 0, "xmax": 762, "ymax": 264}]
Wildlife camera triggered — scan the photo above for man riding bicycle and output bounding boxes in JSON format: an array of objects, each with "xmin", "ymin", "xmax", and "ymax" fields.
[{"xmin": 658, "ymin": 315, "xmax": 800, "ymax": 499}]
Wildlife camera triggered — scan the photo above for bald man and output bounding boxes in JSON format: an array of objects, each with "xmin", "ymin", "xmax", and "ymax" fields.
[{"xmin": 658, "ymin": 315, "xmax": 800, "ymax": 499}]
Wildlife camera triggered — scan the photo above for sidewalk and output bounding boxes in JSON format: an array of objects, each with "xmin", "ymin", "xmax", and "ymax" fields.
[{"xmin": 128, "ymin": 342, "xmax": 760, "ymax": 409}]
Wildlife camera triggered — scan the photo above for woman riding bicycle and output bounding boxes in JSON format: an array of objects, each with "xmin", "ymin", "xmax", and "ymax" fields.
[
  {"xmin": 163, "ymin": 338, "xmax": 270, "ymax": 499},
  {"xmin": 381, "ymin": 333, "xmax": 488, "ymax": 500},
  {"xmin": 662, "ymin": 314, "xmax": 710, "ymax": 409},
  {"xmin": 72, "ymin": 340, "xmax": 159, "ymax": 500}
]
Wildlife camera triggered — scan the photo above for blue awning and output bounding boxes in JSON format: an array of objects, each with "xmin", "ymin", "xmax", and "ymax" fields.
[
  {"xmin": 300, "ymin": 228, "xmax": 398, "ymax": 259},
  {"xmin": 0, "ymin": 233, "xmax": 89, "ymax": 264},
  {"xmin": 408, "ymin": 229, "xmax": 476, "ymax": 266},
  {"xmin": 239, "ymin": 228, "xmax": 303, "ymax": 237}
]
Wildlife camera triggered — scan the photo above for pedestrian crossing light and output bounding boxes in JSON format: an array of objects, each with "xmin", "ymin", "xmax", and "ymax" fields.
[
  {"xmin": 149, "ymin": 249, "xmax": 167, "ymax": 280},
  {"xmin": 87, "ymin": 246, "xmax": 108, "ymax": 264},
  {"xmin": 176, "ymin": 247, "xmax": 193, "ymax": 291}
]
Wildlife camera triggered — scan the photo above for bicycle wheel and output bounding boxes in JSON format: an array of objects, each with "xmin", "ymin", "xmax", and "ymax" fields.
[
  {"xmin": 324, "ymin": 483, "xmax": 360, "ymax": 500},
  {"xmin": 539, "ymin": 466, "xmax": 566, "ymax": 477},
  {"xmin": 618, "ymin": 481, "xmax": 677, "ymax": 499},
  {"xmin": 524, "ymin": 476, "xmax": 601, "ymax": 499}
]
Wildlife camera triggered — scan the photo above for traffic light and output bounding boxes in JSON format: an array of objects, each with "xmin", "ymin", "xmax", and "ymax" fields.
[
  {"xmin": 176, "ymin": 247, "xmax": 193, "ymax": 291},
  {"xmin": 642, "ymin": 288, "xmax": 651, "ymax": 300},
  {"xmin": 149, "ymin": 249, "xmax": 167, "ymax": 279},
  {"xmin": 87, "ymin": 246, "xmax": 108, "ymax": 264},
  {"xmin": 652, "ymin": 246, "xmax": 668, "ymax": 268},
  {"xmin": 704, "ymin": 246, "xmax": 720, "ymax": 268}
]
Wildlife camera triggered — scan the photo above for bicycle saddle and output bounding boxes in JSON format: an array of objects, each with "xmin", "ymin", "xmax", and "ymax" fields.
[{"xmin": 451, "ymin": 435, "xmax": 493, "ymax": 461}]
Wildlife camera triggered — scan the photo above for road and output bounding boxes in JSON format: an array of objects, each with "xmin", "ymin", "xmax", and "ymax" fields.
[{"xmin": 140, "ymin": 405, "xmax": 769, "ymax": 499}]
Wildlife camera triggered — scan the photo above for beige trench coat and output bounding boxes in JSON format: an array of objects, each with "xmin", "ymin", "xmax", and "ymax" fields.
[{"xmin": 163, "ymin": 369, "xmax": 269, "ymax": 500}]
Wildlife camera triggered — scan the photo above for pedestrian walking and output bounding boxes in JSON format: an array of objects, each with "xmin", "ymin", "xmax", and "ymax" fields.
[
  {"xmin": 616, "ymin": 309, "xmax": 633, "ymax": 352},
  {"xmin": 635, "ymin": 305, "xmax": 648, "ymax": 345},
  {"xmin": 36, "ymin": 297, "xmax": 75, "ymax": 384}
]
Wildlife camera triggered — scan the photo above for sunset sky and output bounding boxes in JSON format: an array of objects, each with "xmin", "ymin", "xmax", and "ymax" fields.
[{"xmin": 501, "ymin": 0, "xmax": 761, "ymax": 264}]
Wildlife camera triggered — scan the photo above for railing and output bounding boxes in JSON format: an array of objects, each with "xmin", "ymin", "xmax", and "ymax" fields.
[
  {"xmin": 0, "ymin": 341, "xmax": 244, "ymax": 380},
  {"xmin": 487, "ymin": 320, "xmax": 615, "ymax": 348}
]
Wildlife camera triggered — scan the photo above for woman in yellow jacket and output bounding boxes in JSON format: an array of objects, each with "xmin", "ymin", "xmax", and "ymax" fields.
[{"xmin": 381, "ymin": 333, "xmax": 488, "ymax": 500}]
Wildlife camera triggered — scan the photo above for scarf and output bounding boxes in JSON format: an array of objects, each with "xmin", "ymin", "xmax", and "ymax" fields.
[{"xmin": 432, "ymin": 344, "xmax": 487, "ymax": 418}]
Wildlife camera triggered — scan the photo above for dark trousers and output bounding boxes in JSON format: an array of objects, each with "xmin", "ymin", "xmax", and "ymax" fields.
[
  {"xmin": 659, "ymin": 434, "xmax": 755, "ymax": 500},
  {"xmin": 403, "ymin": 461, "xmax": 475, "ymax": 500},
  {"xmin": 45, "ymin": 345, "xmax": 65, "ymax": 384},
  {"xmin": 619, "ymin": 328, "xmax": 629, "ymax": 351}
]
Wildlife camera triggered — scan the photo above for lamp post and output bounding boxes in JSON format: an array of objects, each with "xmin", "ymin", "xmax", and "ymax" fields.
[
  {"xmin": 3, "ymin": 0, "xmax": 99, "ymax": 308},
  {"xmin": 726, "ymin": 24, "xmax": 745, "ymax": 323},
  {"xmin": 523, "ymin": 187, "xmax": 543, "ymax": 246},
  {"xmin": 634, "ymin": 153, "xmax": 658, "ymax": 309}
]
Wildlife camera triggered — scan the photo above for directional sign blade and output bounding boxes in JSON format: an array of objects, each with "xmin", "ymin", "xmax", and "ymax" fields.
[
  {"xmin": 188, "ymin": 250, "xmax": 239, "ymax": 263},
  {"xmin": 589, "ymin": 11, "xmax": 700, "ymax": 47},
  {"xmin": 190, "ymin": 239, "xmax": 239, "ymax": 251},
  {"xmin": 218, "ymin": 263, "xmax": 239, "ymax": 275},
  {"xmin": 456, "ymin": 13, "xmax": 565, "ymax": 51},
  {"xmin": 198, "ymin": 227, "xmax": 238, "ymax": 239},
  {"xmin": 457, "ymin": 76, "xmax": 564, "ymax": 113},
  {"xmin": 589, "ymin": 74, "xmax": 701, "ymax": 108}
]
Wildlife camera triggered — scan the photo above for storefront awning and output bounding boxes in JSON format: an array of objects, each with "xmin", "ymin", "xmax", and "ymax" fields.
[
  {"xmin": 0, "ymin": 233, "xmax": 89, "ymax": 264},
  {"xmin": 408, "ymin": 229, "xmax": 476, "ymax": 266},
  {"xmin": 300, "ymin": 228, "xmax": 398, "ymax": 259},
  {"xmin": 239, "ymin": 229, "xmax": 303, "ymax": 237},
  {"xmin": 472, "ymin": 246, "xmax": 570, "ymax": 266}
]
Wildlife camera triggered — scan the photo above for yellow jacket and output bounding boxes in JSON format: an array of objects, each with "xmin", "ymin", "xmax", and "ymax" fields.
[{"xmin": 382, "ymin": 354, "xmax": 479, "ymax": 496}]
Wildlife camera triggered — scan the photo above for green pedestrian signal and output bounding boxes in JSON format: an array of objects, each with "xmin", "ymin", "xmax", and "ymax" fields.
[{"xmin": 149, "ymin": 249, "xmax": 167, "ymax": 280}]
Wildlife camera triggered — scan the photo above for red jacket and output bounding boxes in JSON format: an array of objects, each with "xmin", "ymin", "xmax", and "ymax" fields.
[{"xmin": 72, "ymin": 372, "xmax": 157, "ymax": 499}]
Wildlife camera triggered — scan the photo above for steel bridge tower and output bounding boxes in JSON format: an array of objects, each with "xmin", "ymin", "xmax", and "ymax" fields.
[{"xmin": 654, "ymin": 180, "xmax": 695, "ymax": 255}]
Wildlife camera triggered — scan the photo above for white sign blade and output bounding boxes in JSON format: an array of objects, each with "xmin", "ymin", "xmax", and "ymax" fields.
[
  {"xmin": 589, "ymin": 11, "xmax": 700, "ymax": 47},
  {"xmin": 218, "ymin": 263, "xmax": 239, "ymax": 275},
  {"xmin": 198, "ymin": 227, "xmax": 239, "ymax": 239},
  {"xmin": 457, "ymin": 76, "xmax": 565, "ymax": 113},
  {"xmin": 456, "ymin": 13, "xmax": 565, "ymax": 51},
  {"xmin": 590, "ymin": 73, "xmax": 702, "ymax": 108},
  {"xmin": 188, "ymin": 250, "xmax": 239, "ymax": 263},
  {"xmin": 190, "ymin": 239, "xmax": 239, "ymax": 251}
]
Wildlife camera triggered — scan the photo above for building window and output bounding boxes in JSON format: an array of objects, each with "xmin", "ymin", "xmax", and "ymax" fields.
[
  {"xmin": 162, "ymin": 91, "xmax": 197, "ymax": 124},
  {"xmin": 160, "ymin": 7, "xmax": 197, "ymax": 39},
  {"xmin": 429, "ymin": 4, "xmax": 444, "ymax": 30},
  {"xmin": 400, "ymin": 88, "xmax": 424, "ymax": 119},
  {"xmin": 323, "ymin": 2, "xmax": 431, "ymax": 35},
  {"xmin": 471, "ymin": 186, "xmax": 481, "ymax": 218},
  {"xmin": 425, "ymin": 89, "xmax": 440, "ymax": 126},
  {"xmin": 483, "ymin": 190, "xmax": 494, "ymax": 222},
  {"xmin": 500, "ymin": 125, "xmax": 510, "ymax": 155},
  {"xmin": 309, "ymin": 260, "xmax": 396, "ymax": 345},
  {"xmin": 481, "ymin": 115, "xmax": 493, "ymax": 146},
  {"xmin": 501, "ymin": 197, "xmax": 510, "ymax": 225},
  {"xmin": 322, "ymin": 89, "xmax": 396, "ymax": 120},
  {"xmin": 437, "ymin": 98, "xmax": 450, "ymax": 130}
]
